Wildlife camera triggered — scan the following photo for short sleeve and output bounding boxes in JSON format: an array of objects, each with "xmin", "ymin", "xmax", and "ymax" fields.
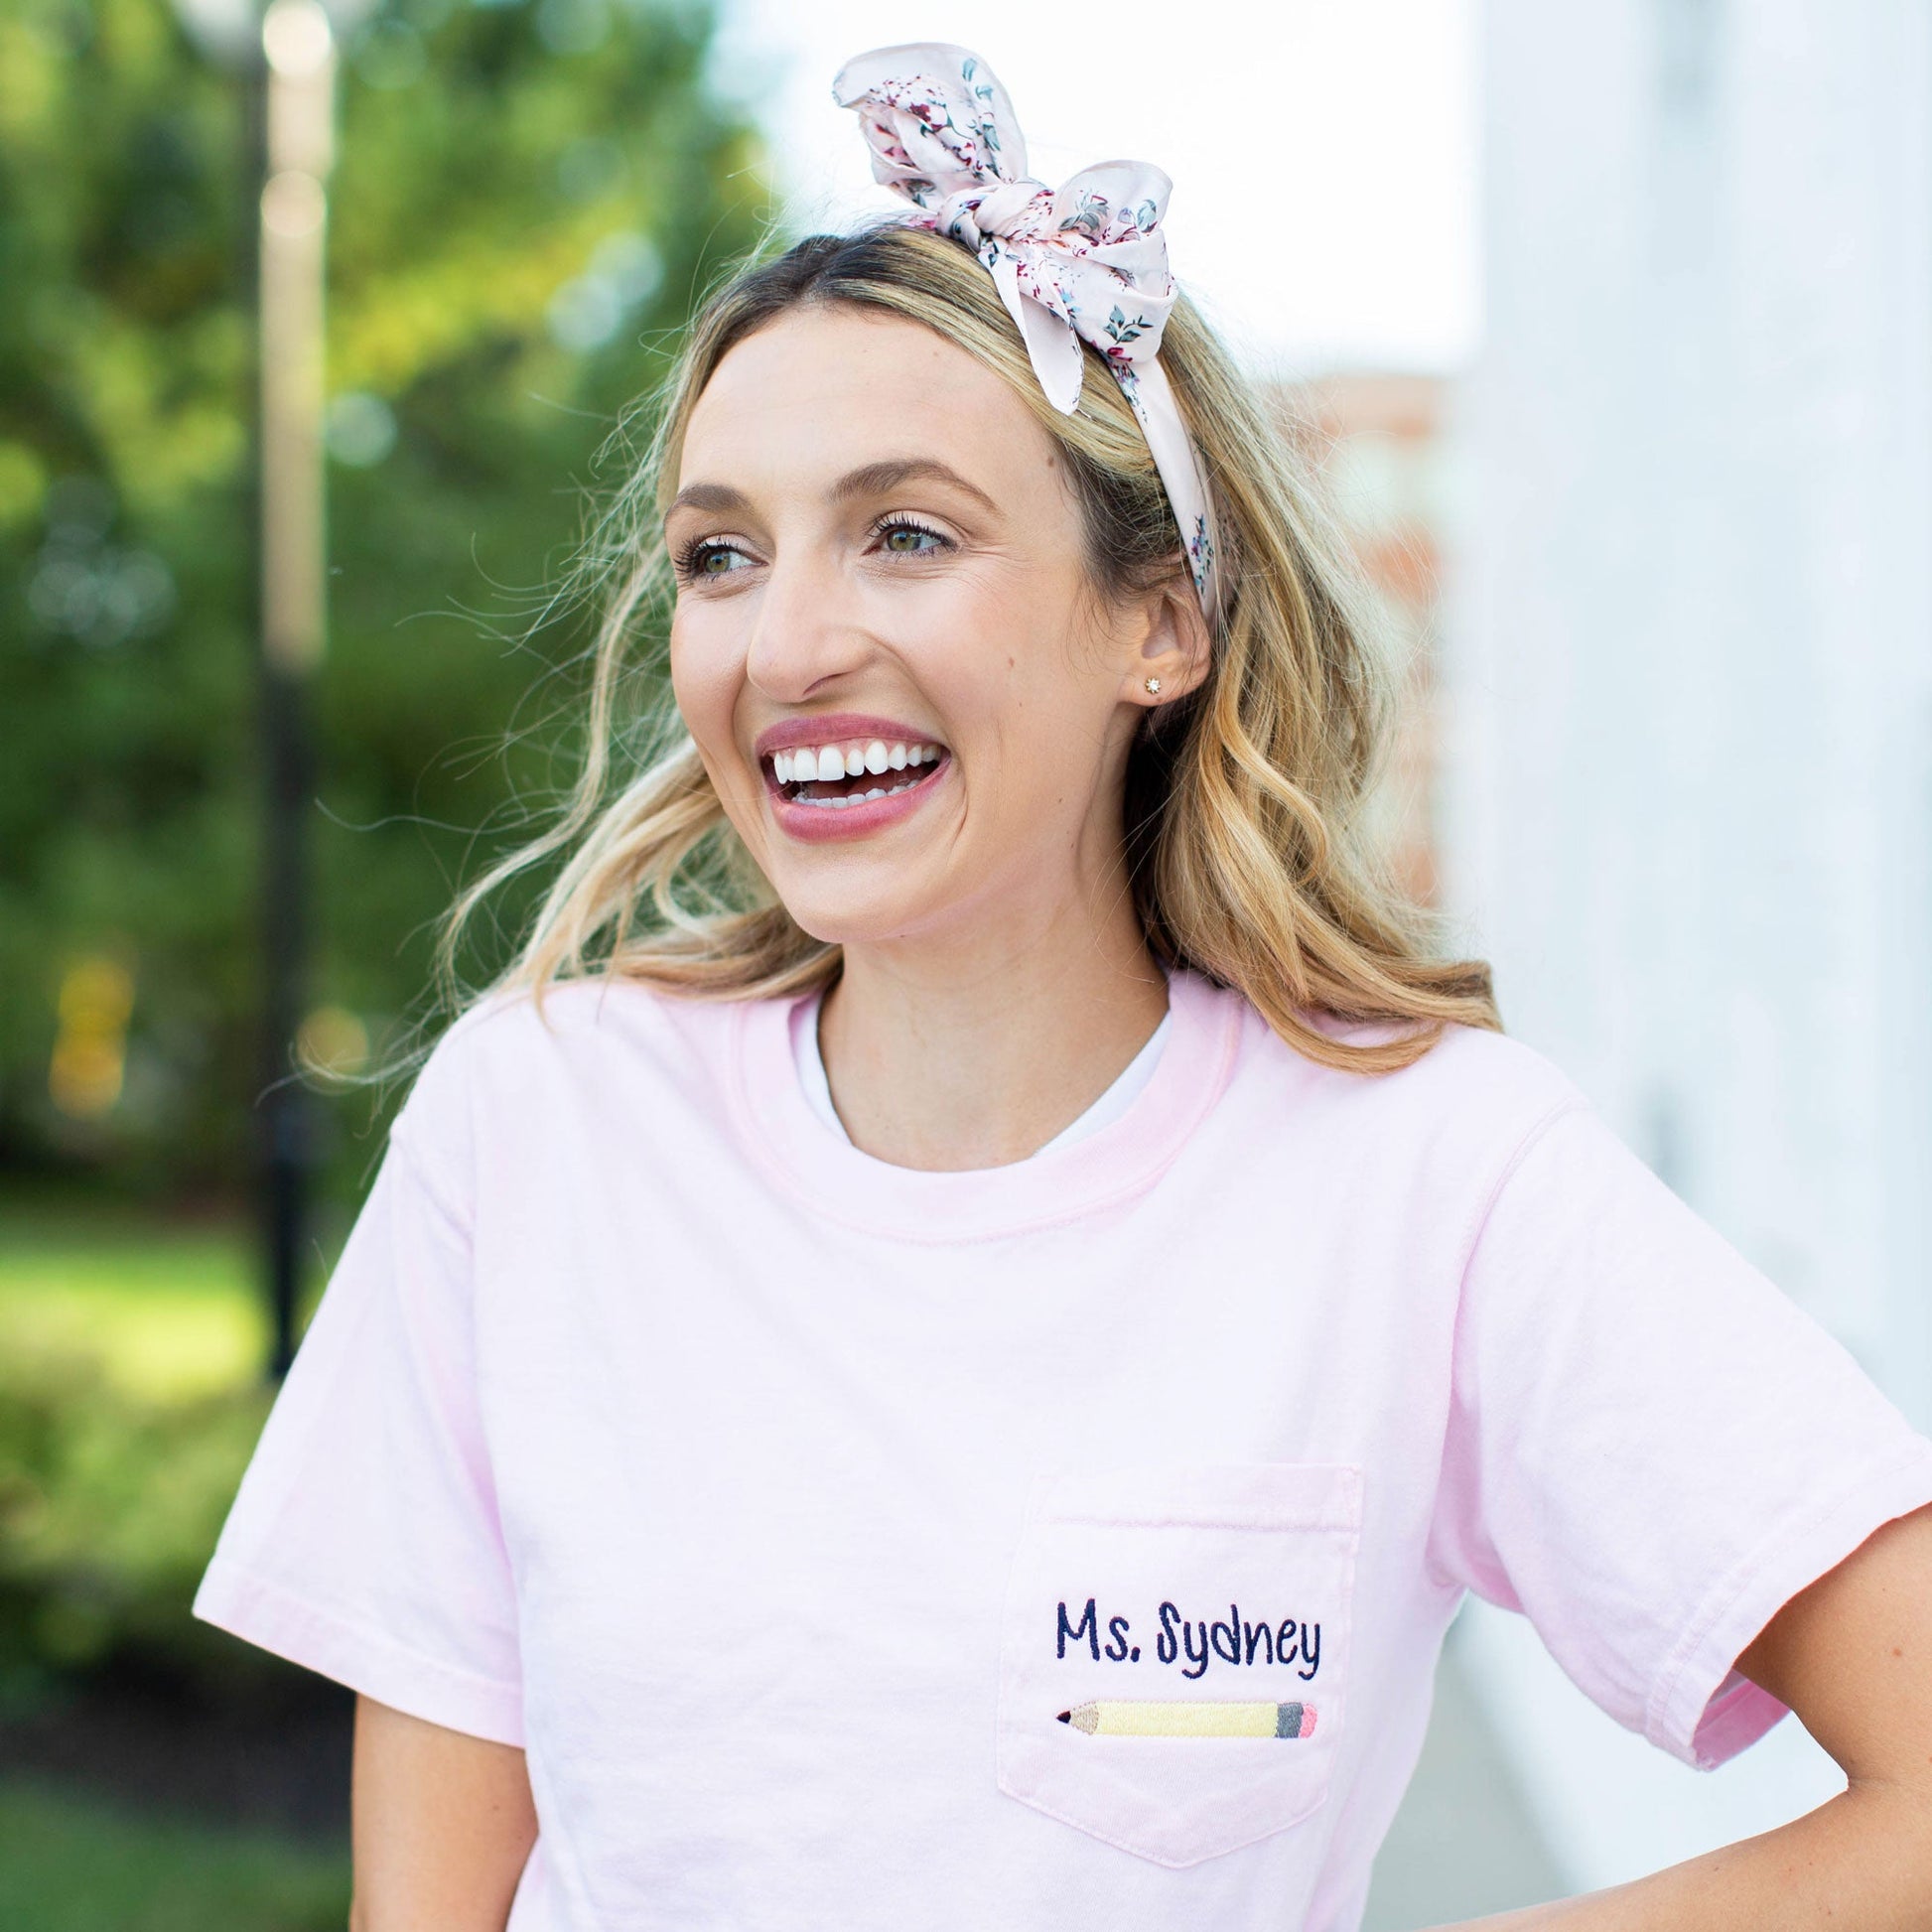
[
  {"xmin": 1426, "ymin": 1101, "xmax": 1932, "ymax": 1770},
  {"xmin": 192, "ymin": 1108, "xmax": 524, "ymax": 1746}
]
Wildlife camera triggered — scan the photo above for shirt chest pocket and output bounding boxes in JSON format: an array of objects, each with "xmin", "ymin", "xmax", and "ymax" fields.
[{"xmin": 995, "ymin": 1462, "xmax": 1361, "ymax": 1869}]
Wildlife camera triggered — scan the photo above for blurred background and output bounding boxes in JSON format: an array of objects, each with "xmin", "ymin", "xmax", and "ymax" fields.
[{"xmin": 1, "ymin": 0, "xmax": 1926, "ymax": 1925}]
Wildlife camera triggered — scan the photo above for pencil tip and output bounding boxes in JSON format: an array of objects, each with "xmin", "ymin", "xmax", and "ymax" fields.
[{"xmin": 1056, "ymin": 1711, "xmax": 1070, "ymax": 1724}]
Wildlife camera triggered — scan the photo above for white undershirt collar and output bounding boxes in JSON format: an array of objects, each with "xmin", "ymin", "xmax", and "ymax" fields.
[{"xmin": 790, "ymin": 988, "xmax": 1172, "ymax": 1162}]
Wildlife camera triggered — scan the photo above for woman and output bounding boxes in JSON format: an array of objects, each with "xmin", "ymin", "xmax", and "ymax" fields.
[{"xmin": 194, "ymin": 44, "xmax": 1932, "ymax": 1932}]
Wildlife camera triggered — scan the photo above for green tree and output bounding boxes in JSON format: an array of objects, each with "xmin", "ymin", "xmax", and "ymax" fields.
[{"xmin": 0, "ymin": 0, "xmax": 768, "ymax": 1201}]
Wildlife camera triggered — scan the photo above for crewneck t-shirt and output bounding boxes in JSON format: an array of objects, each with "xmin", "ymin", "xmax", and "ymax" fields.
[
  {"xmin": 193, "ymin": 968, "xmax": 1932, "ymax": 1932},
  {"xmin": 792, "ymin": 988, "xmax": 1171, "ymax": 1157}
]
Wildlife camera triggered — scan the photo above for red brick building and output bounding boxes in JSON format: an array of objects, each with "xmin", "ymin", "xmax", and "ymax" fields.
[{"xmin": 1275, "ymin": 370, "xmax": 1448, "ymax": 908}]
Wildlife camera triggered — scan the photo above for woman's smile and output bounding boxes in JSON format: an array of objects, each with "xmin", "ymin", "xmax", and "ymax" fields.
[{"xmin": 756, "ymin": 716, "xmax": 954, "ymax": 843}]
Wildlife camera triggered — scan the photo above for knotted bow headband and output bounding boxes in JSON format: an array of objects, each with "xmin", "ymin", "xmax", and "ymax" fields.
[{"xmin": 831, "ymin": 43, "xmax": 1222, "ymax": 620}]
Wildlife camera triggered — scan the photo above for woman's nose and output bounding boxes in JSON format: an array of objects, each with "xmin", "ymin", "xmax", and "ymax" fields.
[{"xmin": 744, "ymin": 550, "xmax": 872, "ymax": 703}]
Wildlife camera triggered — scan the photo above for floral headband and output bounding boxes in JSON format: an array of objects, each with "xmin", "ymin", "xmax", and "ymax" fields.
[{"xmin": 831, "ymin": 43, "xmax": 1222, "ymax": 620}]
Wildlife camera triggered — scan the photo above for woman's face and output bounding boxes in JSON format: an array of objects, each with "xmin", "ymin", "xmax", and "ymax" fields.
[{"xmin": 666, "ymin": 304, "xmax": 1198, "ymax": 953}]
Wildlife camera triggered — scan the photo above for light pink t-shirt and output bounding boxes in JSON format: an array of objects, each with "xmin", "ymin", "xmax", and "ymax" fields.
[{"xmin": 192, "ymin": 968, "xmax": 1932, "ymax": 1931}]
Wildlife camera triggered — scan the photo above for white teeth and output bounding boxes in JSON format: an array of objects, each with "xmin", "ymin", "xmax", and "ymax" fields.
[
  {"xmin": 775, "ymin": 740, "xmax": 947, "ymax": 797},
  {"xmin": 790, "ymin": 777, "xmax": 922, "ymax": 808}
]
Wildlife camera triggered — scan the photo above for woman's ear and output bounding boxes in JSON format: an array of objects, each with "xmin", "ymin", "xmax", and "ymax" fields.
[{"xmin": 1124, "ymin": 577, "xmax": 1213, "ymax": 709}]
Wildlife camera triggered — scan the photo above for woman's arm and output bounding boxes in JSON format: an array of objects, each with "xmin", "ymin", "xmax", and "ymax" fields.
[
  {"xmin": 347, "ymin": 1694, "xmax": 539, "ymax": 1932},
  {"xmin": 1433, "ymin": 1502, "xmax": 1932, "ymax": 1930}
]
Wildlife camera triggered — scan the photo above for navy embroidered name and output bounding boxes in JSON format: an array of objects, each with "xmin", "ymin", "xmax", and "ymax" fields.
[{"xmin": 1055, "ymin": 1597, "xmax": 1321, "ymax": 1681}]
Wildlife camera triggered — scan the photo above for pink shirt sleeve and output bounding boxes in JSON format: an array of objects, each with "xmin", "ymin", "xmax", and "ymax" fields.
[
  {"xmin": 191, "ymin": 1099, "xmax": 523, "ymax": 1747},
  {"xmin": 1427, "ymin": 1100, "xmax": 1932, "ymax": 1771}
]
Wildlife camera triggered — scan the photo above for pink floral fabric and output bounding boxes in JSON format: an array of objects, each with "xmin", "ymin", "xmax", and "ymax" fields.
[{"xmin": 832, "ymin": 44, "xmax": 1222, "ymax": 616}]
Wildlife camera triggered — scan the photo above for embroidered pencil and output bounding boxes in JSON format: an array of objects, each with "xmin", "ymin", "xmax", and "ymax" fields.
[{"xmin": 1056, "ymin": 1700, "xmax": 1317, "ymax": 1738}]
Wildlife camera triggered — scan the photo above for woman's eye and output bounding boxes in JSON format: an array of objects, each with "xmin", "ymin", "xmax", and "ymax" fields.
[
  {"xmin": 879, "ymin": 522, "xmax": 945, "ymax": 556},
  {"xmin": 687, "ymin": 543, "xmax": 750, "ymax": 578}
]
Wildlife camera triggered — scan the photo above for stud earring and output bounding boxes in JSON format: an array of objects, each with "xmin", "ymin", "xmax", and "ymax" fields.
[{"xmin": 1144, "ymin": 676, "xmax": 1163, "ymax": 696}]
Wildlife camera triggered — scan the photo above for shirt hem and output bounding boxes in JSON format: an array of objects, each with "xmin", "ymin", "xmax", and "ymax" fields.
[
  {"xmin": 1647, "ymin": 1437, "xmax": 1932, "ymax": 1769},
  {"xmin": 193, "ymin": 1554, "xmax": 526, "ymax": 1749}
]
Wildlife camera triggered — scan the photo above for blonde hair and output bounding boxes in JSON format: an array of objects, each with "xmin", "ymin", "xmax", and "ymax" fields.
[{"xmin": 431, "ymin": 222, "xmax": 1498, "ymax": 1074}]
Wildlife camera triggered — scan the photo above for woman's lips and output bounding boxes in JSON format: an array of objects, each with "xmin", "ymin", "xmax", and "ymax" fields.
[
  {"xmin": 752, "ymin": 713, "xmax": 945, "ymax": 761},
  {"xmin": 763, "ymin": 751, "xmax": 951, "ymax": 844},
  {"xmin": 755, "ymin": 718, "xmax": 953, "ymax": 845}
]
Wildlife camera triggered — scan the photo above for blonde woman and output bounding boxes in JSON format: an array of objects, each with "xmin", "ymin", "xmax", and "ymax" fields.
[{"xmin": 194, "ymin": 44, "xmax": 1932, "ymax": 1932}]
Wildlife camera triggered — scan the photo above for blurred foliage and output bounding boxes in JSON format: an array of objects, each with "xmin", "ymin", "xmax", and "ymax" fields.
[
  {"xmin": 0, "ymin": 1780, "xmax": 348, "ymax": 1931},
  {"xmin": 0, "ymin": 1205, "xmax": 334, "ymax": 1708},
  {"xmin": 0, "ymin": 0, "xmax": 768, "ymax": 1203},
  {"xmin": 0, "ymin": 1255, "xmax": 315, "ymax": 1703},
  {"xmin": 0, "ymin": 1333, "xmax": 279, "ymax": 1701}
]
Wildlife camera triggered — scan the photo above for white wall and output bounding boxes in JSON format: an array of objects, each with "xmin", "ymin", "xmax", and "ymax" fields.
[{"xmin": 1445, "ymin": 0, "xmax": 1932, "ymax": 1895}]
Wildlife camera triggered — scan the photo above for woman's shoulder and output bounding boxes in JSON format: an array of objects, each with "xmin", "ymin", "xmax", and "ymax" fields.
[
  {"xmin": 1227, "ymin": 989, "xmax": 1590, "ymax": 1164},
  {"xmin": 395, "ymin": 973, "xmax": 764, "ymax": 1145}
]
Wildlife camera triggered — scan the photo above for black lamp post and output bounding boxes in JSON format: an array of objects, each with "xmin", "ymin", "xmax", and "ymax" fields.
[
  {"xmin": 172, "ymin": 0, "xmax": 362, "ymax": 1377},
  {"xmin": 256, "ymin": 0, "xmax": 336, "ymax": 1378}
]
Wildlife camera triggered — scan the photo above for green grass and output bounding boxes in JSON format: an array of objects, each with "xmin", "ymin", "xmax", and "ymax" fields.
[
  {"xmin": 0, "ymin": 1780, "xmax": 349, "ymax": 1932},
  {"xmin": 0, "ymin": 1205, "xmax": 355, "ymax": 1921},
  {"xmin": 0, "ymin": 1207, "xmax": 333, "ymax": 1402}
]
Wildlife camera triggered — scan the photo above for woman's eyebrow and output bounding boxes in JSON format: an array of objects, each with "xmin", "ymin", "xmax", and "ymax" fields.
[
  {"xmin": 665, "ymin": 459, "xmax": 998, "ymax": 523},
  {"xmin": 666, "ymin": 482, "xmax": 748, "ymax": 517},
  {"xmin": 829, "ymin": 458, "xmax": 998, "ymax": 512}
]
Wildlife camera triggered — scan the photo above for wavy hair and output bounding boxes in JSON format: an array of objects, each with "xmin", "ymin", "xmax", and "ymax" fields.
[{"xmin": 424, "ymin": 221, "xmax": 1498, "ymax": 1074}]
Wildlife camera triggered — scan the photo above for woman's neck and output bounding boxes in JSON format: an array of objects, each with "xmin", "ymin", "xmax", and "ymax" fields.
[{"xmin": 817, "ymin": 894, "xmax": 1171, "ymax": 1173}]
